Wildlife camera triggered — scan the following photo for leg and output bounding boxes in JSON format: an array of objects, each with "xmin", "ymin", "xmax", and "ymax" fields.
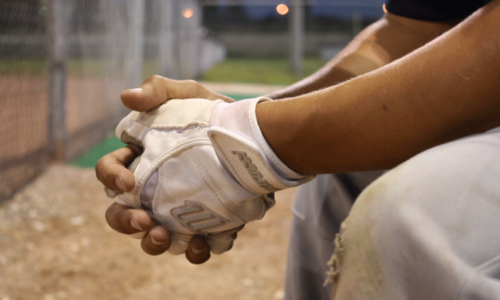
[
  {"xmin": 285, "ymin": 171, "xmax": 383, "ymax": 300},
  {"xmin": 330, "ymin": 127, "xmax": 500, "ymax": 300}
]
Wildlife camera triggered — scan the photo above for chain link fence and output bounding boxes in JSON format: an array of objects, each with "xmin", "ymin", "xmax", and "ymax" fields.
[
  {"xmin": 0, "ymin": 0, "xmax": 383, "ymax": 201},
  {"xmin": 0, "ymin": 0, "xmax": 49, "ymax": 201},
  {"xmin": 0, "ymin": 0, "xmax": 224, "ymax": 201}
]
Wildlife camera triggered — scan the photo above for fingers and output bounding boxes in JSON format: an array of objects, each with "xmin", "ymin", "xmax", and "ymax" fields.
[
  {"xmin": 120, "ymin": 75, "xmax": 234, "ymax": 112},
  {"xmin": 205, "ymin": 225, "xmax": 244, "ymax": 254},
  {"xmin": 185, "ymin": 235, "xmax": 211, "ymax": 264},
  {"xmin": 96, "ymin": 146, "xmax": 137, "ymax": 192},
  {"xmin": 106, "ymin": 203, "xmax": 212, "ymax": 262},
  {"xmin": 105, "ymin": 203, "xmax": 170, "ymax": 256},
  {"xmin": 141, "ymin": 225, "xmax": 171, "ymax": 256},
  {"xmin": 105, "ymin": 203, "xmax": 153, "ymax": 235}
]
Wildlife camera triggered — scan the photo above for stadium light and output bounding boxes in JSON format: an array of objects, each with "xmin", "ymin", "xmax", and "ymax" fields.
[
  {"xmin": 183, "ymin": 8, "xmax": 194, "ymax": 18},
  {"xmin": 276, "ymin": 4, "xmax": 289, "ymax": 15}
]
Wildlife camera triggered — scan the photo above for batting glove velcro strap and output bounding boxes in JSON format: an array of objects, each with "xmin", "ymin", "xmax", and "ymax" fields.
[{"xmin": 208, "ymin": 97, "xmax": 315, "ymax": 195}]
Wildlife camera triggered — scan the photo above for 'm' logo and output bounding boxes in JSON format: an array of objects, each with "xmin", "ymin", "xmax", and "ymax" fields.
[{"xmin": 171, "ymin": 200, "xmax": 226, "ymax": 234}]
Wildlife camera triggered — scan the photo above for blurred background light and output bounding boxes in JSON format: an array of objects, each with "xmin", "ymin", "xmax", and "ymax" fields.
[
  {"xmin": 276, "ymin": 4, "xmax": 289, "ymax": 15},
  {"xmin": 183, "ymin": 8, "xmax": 194, "ymax": 18}
]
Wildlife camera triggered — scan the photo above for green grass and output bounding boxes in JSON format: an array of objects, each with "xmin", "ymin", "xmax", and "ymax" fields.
[
  {"xmin": 226, "ymin": 93, "xmax": 260, "ymax": 101},
  {"xmin": 200, "ymin": 57, "xmax": 327, "ymax": 85},
  {"xmin": 0, "ymin": 58, "xmax": 47, "ymax": 76},
  {"xmin": 2, "ymin": 57, "xmax": 327, "ymax": 86},
  {"xmin": 71, "ymin": 136, "xmax": 126, "ymax": 168}
]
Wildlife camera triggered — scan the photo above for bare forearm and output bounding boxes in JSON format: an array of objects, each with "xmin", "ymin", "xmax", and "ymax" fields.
[
  {"xmin": 267, "ymin": 13, "xmax": 455, "ymax": 100},
  {"xmin": 258, "ymin": 0, "xmax": 500, "ymax": 175}
]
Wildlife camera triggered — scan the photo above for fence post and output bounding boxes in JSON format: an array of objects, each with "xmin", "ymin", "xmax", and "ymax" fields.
[
  {"xmin": 125, "ymin": 0, "xmax": 145, "ymax": 89},
  {"xmin": 158, "ymin": 0, "xmax": 178, "ymax": 78},
  {"xmin": 47, "ymin": 0, "xmax": 68, "ymax": 160},
  {"xmin": 290, "ymin": 0, "xmax": 304, "ymax": 78},
  {"xmin": 178, "ymin": 0, "xmax": 201, "ymax": 79}
]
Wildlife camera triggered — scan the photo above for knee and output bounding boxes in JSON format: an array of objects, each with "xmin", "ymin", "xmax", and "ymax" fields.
[
  {"xmin": 344, "ymin": 150, "xmax": 454, "ymax": 247},
  {"xmin": 329, "ymin": 134, "xmax": 500, "ymax": 298},
  {"xmin": 327, "ymin": 158, "xmax": 443, "ymax": 296}
]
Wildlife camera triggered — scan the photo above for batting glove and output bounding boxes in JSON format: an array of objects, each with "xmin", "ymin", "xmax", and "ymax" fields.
[{"xmin": 105, "ymin": 97, "xmax": 314, "ymax": 255}]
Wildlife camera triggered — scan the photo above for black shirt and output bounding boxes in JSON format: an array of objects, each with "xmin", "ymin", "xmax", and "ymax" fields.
[{"xmin": 386, "ymin": 0, "xmax": 492, "ymax": 21}]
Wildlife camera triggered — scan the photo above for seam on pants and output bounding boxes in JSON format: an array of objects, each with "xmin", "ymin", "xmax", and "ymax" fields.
[
  {"xmin": 455, "ymin": 252, "xmax": 500, "ymax": 300},
  {"xmin": 291, "ymin": 206, "xmax": 338, "ymax": 242}
]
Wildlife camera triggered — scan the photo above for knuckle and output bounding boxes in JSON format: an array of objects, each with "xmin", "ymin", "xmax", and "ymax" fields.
[
  {"xmin": 95, "ymin": 155, "xmax": 106, "ymax": 169},
  {"xmin": 144, "ymin": 74, "xmax": 161, "ymax": 84},
  {"xmin": 186, "ymin": 79, "xmax": 204, "ymax": 91},
  {"xmin": 108, "ymin": 151, "xmax": 121, "ymax": 161},
  {"xmin": 184, "ymin": 79, "xmax": 198, "ymax": 86},
  {"xmin": 152, "ymin": 74, "xmax": 164, "ymax": 80},
  {"xmin": 152, "ymin": 74, "xmax": 166, "ymax": 85}
]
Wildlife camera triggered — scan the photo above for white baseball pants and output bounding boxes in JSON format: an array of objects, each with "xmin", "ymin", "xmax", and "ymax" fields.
[{"xmin": 286, "ymin": 126, "xmax": 500, "ymax": 300}]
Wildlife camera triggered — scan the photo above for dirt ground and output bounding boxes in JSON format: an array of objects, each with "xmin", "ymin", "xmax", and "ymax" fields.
[{"xmin": 0, "ymin": 164, "xmax": 297, "ymax": 300}]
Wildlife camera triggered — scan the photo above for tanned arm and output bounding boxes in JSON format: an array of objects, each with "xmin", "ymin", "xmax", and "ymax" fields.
[
  {"xmin": 267, "ymin": 13, "xmax": 455, "ymax": 100},
  {"xmin": 258, "ymin": 0, "xmax": 500, "ymax": 175}
]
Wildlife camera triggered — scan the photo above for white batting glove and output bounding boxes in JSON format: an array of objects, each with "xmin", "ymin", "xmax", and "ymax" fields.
[{"xmin": 105, "ymin": 97, "xmax": 314, "ymax": 255}]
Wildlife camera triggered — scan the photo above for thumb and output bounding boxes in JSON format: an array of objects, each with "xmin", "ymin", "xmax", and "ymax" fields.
[{"xmin": 121, "ymin": 75, "xmax": 234, "ymax": 112}]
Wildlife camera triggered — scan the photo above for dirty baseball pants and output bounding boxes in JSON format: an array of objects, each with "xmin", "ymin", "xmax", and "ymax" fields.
[
  {"xmin": 284, "ymin": 171, "xmax": 384, "ymax": 300},
  {"xmin": 285, "ymin": 126, "xmax": 500, "ymax": 300}
]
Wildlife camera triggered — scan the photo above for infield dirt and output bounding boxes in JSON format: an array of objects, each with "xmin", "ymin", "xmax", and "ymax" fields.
[{"xmin": 0, "ymin": 164, "xmax": 295, "ymax": 300}]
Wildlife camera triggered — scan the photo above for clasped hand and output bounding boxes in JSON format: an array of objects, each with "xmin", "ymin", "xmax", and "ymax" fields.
[{"xmin": 96, "ymin": 76, "xmax": 235, "ymax": 264}]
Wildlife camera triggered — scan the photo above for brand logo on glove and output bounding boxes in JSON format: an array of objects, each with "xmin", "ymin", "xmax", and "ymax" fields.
[
  {"xmin": 232, "ymin": 151, "xmax": 277, "ymax": 191},
  {"xmin": 171, "ymin": 200, "xmax": 227, "ymax": 234}
]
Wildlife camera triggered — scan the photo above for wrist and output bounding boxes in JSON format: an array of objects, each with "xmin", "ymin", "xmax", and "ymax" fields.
[
  {"xmin": 209, "ymin": 97, "xmax": 314, "ymax": 194},
  {"xmin": 211, "ymin": 97, "xmax": 307, "ymax": 180}
]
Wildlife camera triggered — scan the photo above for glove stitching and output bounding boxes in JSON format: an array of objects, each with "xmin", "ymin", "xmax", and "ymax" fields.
[
  {"xmin": 150, "ymin": 121, "xmax": 209, "ymax": 130},
  {"xmin": 149, "ymin": 126, "xmax": 204, "ymax": 138},
  {"xmin": 152, "ymin": 165, "xmax": 185, "ymax": 234},
  {"xmin": 132, "ymin": 117, "xmax": 209, "ymax": 130},
  {"xmin": 133, "ymin": 99, "xmax": 221, "ymax": 129},
  {"xmin": 133, "ymin": 138, "xmax": 212, "ymax": 207},
  {"xmin": 189, "ymin": 148, "xmax": 264, "ymax": 217},
  {"xmin": 189, "ymin": 150, "xmax": 247, "ymax": 223},
  {"xmin": 187, "ymin": 148, "xmax": 250, "ymax": 223}
]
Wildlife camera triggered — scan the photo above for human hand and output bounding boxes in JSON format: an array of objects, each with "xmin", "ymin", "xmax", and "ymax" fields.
[
  {"xmin": 96, "ymin": 76, "xmax": 234, "ymax": 264},
  {"xmin": 102, "ymin": 96, "xmax": 314, "ymax": 262},
  {"xmin": 120, "ymin": 75, "xmax": 234, "ymax": 112}
]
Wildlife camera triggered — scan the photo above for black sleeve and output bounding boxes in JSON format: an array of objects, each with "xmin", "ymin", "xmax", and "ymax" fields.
[{"xmin": 386, "ymin": 0, "xmax": 488, "ymax": 21}]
